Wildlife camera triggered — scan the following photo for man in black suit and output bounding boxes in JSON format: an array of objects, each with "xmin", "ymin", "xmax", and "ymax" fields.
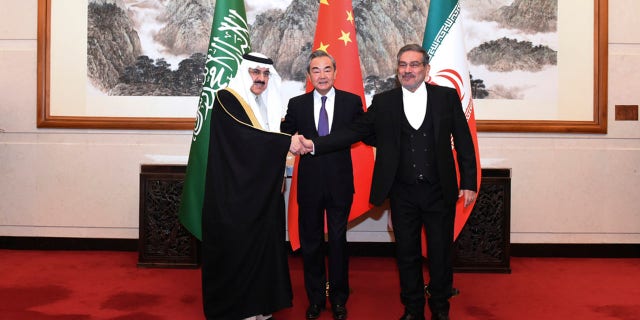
[
  {"xmin": 293, "ymin": 44, "xmax": 478, "ymax": 320},
  {"xmin": 281, "ymin": 50, "xmax": 363, "ymax": 320}
]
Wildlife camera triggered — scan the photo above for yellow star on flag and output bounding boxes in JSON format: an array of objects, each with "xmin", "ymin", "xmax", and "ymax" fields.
[
  {"xmin": 316, "ymin": 42, "xmax": 330, "ymax": 52},
  {"xmin": 346, "ymin": 11, "xmax": 354, "ymax": 24},
  {"xmin": 289, "ymin": 0, "xmax": 375, "ymax": 253},
  {"xmin": 338, "ymin": 30, "xmax": 352, "ymax": 46}
]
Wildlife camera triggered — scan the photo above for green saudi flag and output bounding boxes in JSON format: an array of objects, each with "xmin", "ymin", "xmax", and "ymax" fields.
[{"xmin": 179, "ymin": 0, "xmax": 251, "ymax": 240}]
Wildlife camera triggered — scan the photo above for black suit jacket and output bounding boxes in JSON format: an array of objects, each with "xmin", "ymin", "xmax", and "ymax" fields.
[
  {"xmin": 281, "ymin": 89, "xmax": 364, "ymax": 203},
  {"xmin": 314, "ymin": 84, "xmax": 477, "ymax": 206}
]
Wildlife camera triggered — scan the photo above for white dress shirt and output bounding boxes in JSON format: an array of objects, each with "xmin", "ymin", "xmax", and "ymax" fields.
[{"xmin": 401, "ymin": 82, "xmax": 428, "ymax": 129}]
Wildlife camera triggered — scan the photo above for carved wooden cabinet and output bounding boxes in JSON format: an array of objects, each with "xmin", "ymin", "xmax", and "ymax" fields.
[
  {"xmin": 453, "ymin": 168, "xmax": 511, "ymax": 273},
  {"xmin": 138, "ymin": 165, "xmax": 511, "ymax": 272},
  {"xmin": 138, "ymin": 165, "xmax": 199, "ymax": 268}
]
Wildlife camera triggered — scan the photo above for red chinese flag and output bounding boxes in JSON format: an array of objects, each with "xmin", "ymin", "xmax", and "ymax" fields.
[{"xmin": 288, "ymin": 0, "xmax": 375, "ymax": 251}]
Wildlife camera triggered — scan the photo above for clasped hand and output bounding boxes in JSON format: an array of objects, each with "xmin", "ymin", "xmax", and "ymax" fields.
[{"xmin": 289, "ymin": 134, "xmax": 314, "ymax": 155}]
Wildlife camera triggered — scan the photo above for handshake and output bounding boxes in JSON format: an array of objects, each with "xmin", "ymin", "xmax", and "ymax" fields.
[{"xmin": 289, "ymin": 134, "xmax": 314, "ymax": 155}]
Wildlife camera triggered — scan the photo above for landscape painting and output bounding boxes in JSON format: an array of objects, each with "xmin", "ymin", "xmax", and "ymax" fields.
[
  {"xmin": 87, "ymin": 0, "xmax": 558, "ymax": 103},
  {"xmin": 38, "ymin": 0, "xmax": 605, "ymax": 131}
]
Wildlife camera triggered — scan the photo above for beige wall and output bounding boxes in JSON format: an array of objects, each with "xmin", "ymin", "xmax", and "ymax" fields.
[{"xmin": 1, "ymin": 0, "xmax": 639, "ymax": 243}]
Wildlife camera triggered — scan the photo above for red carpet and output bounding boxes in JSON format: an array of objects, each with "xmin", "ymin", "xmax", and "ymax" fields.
[{"xmin": 1, "ymin": 249, "xmax": 639, "ymax": 319}]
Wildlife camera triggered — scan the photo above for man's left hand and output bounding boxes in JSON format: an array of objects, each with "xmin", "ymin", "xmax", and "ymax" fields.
[{"xmin": 459, "ymin": 189, "xmax": 477, "ymax": 207}]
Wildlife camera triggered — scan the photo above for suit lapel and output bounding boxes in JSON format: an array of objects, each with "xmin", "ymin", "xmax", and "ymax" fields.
[
  {"xmin": 390, "ymin": 87, "xmax": 403, "ymax": 144},
  {"xmin": 426, "ymin": 84, "xmax": 441, "ymax": 142},
  {"xmin": 332, "ymin": 90, "xmax": 343, "ymax": 126},
  {"xmin": 302, "ymin": 91, "xmax": 319, "ymax": 137}
]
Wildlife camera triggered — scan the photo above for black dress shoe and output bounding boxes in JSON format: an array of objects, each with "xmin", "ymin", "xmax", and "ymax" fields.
[
  {"xmin": 332, "ymin": 304, "xmax": 347, "ymax": 320},
  {"xmin": 399, "ymin": 311, "xmax": 425, "ymax": 320},
  {"xmin": 431, "ymin": 311, "xmax": 450, "ymax": 320},
  {"xmin": 306, "ymin": 304, "xmax": 323, "ymax": 319}
]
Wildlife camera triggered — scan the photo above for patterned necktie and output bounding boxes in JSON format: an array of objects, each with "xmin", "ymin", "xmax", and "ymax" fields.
[{"xmin": 318, "ymin": 95, "xmax": 329, "ymax": 136}]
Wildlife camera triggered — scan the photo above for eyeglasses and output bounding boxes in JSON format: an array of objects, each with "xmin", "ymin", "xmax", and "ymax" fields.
[
  {"xmin": 398, "ymin": 62, "xmax": 424, "ymax": 69},
  {"xmin": 249, "ymin": 68, "xmax": 271, "ymax": 78}
]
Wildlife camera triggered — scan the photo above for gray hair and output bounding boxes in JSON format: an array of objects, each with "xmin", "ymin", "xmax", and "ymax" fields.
[
  {"xmin": 307, "ymin": 50, "xmax": 337, "ymax": 73},
  {"xmin": 396, "ymin": 44, "xmax": 430, "ymax": 65}
]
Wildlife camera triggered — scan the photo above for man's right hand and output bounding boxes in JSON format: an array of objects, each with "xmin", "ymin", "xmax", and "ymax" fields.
[
  {"xmin": 298, "ymin": 135, "xmax": 314, "ymax": 154},
  {"xmin": 289, "ymin": 134, "xmax": 314, "ymax": 155}
]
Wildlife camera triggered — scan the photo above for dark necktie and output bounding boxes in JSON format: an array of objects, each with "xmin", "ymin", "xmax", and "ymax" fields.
[{"xmin": 318, "ymin": 95, "xmax": 329, "ymax": 136}]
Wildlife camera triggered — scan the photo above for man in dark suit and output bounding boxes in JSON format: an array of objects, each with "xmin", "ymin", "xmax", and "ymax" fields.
[
  {"xmin": 281, "ymin": 50, "xmax": 363, "ymax": 320},
  {"xmin": 293, "ymin": 44, "xmax": 478, "ymax": 320}
]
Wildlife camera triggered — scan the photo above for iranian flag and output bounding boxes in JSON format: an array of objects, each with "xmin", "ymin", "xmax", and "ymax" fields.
[
  {"xmin": 288, "ymin": 0, "xmax": 375, "ymax": 250},
  {"xmin": 423, "ymin": 0, "xmax": 481, "ymax": 240},
  {"xmin": 179, "ymin": 0, "xmax": 251, "ymax": 240}
]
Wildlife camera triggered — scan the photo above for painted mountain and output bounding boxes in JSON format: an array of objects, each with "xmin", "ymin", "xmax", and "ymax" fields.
[{"xmin": 87, "ymin": 0, "xmax": 557, "ymax": 100}]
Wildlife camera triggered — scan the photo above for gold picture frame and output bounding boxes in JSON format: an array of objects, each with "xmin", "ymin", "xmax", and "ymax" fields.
[
  {"xmin": 37, "ymin": 0, "xmax": 196, "ymax": 130},
  {"xmin": 37, "ymin": 0, "xmax": 607, "ymax": 132},
  {"xmin": 475, "ymin": 0, "xmax": 608, "ymax": 133}
]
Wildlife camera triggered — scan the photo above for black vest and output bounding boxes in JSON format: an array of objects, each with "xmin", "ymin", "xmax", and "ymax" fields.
[{"xmin": 397, "ymin": 105, "xmax": 439, "ymax": 184}]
